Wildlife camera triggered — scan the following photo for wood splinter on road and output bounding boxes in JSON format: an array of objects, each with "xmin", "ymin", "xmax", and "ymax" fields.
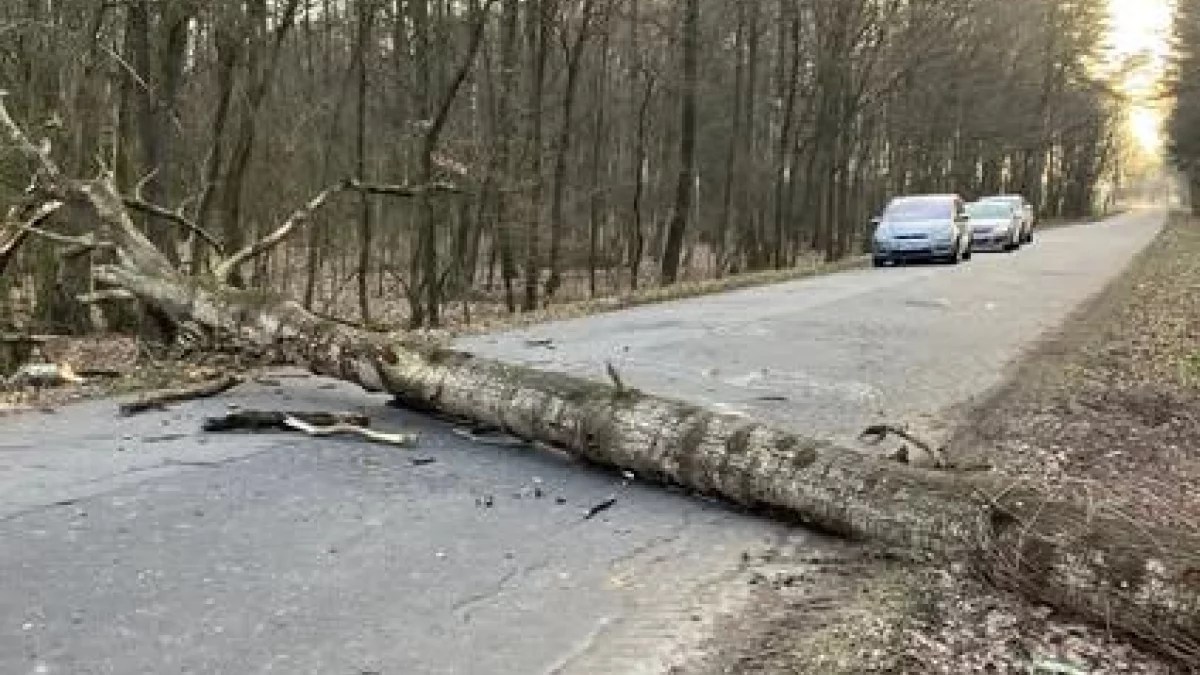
[
  {"xmin": 282, "ymin": 415, "xmax": 416, "ymax": 448},
  {"xmin": 203, "ymin": 410, "xmax": 417, "ymax": 448}
]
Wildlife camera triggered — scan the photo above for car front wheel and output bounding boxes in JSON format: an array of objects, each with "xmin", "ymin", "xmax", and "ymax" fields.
[
  {"xmin": 944, "ymin": 242, "xmax": 962, "ymax": 265},
  {"xmin": 1007, "ymin": 230, "xmax": 1020, "ymax": 251}
]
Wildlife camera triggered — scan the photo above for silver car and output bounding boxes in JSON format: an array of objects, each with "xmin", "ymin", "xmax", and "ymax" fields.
[
  {"xmin": 979, "ymin": 194, "xmax": 1035, "ymax": 244},
  {"xmin": 966, "ymin": 200, "xmax": 1022, "ymax": 252},
  {"xmin": 871, "ymin": 194, "xmax": 973, "ymax": 267}
]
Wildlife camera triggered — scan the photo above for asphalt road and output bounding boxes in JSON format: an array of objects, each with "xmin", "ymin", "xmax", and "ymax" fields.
[
  {"xmin": 0, "ymin": 209, "xmax": 1164, "ymax": 675},
  {"xmin": 462, "ymin": 208, "xmax": 1166, "ymax": 445}
]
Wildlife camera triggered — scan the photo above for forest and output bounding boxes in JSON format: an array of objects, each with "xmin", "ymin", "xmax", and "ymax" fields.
[{"xmin": 1, "ymin": 0, "xmax": 1122, "ymax": 333}]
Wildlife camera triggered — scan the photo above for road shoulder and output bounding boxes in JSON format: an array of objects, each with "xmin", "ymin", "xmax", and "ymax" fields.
[{"xmin": 674, "ymin": 213, "xmax": 1196, "ymax": 674}]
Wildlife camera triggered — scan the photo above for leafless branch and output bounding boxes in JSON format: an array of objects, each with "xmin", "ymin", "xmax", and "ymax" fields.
[
  {"xmin": 214, "ymin": 182, "xmax": 346, "ymax": 284},
  {"xmin": 0, "ymin": 90, "xmax": 62, "ymax": 182},
  {"xmin": 0, "ymin": 200, "xmax": 63, "ymax": 275},
  {"xmin": 98, "ymin": 44, "xmax": 184, "ymax": 133},
  {"xmin": 122, "ymin": 196, "xmax": 223, "ymax": 254},
  {"xmin": 77, "ymin": 289, "xmax": 136, "ymax": 304},
  {"xmin": 346, "ymin": 178, "xmax": 462, "ymax": 197},
  {"xmin": 215, "ymin": 179, "xmax": 460, "ymax": 284},
  {"xmin": 133, "ymin": 168, "xmax": 160, "ymax": 198},
  {"xmin": 21, "ymin": 222, "xmax": 98, "ymax": 249}
]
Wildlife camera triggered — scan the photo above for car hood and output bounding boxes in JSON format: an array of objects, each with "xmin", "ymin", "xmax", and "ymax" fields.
[
  {"xmin": 971, "ymin": 218, "xmax": 1013, "ymax": 231},
  {"xmin": 879, "ymin": 219, "xmax": 953, "ymax": 236}
]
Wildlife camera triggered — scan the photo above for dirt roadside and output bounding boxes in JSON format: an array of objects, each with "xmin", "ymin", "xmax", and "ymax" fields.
[{"xmin": 675, "ymin": 214, "xmax": 1200, "ymax": 675}]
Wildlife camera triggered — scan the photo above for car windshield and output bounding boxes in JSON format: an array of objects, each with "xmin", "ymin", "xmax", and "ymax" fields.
[
  {"xmin": 983, "ymin": 196, "xmax": 1022, "ymax": 208},
  {"xmin": 967, "ymin": 202, "xmax": 1012, "ymax": 219},
  {"xmin": 884, "ymin": 199, "xmax": 951, "ymax": 222}
]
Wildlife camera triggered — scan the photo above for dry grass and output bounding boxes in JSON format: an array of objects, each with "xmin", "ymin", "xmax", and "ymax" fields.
[
  {"xmin": 448, "ymin": 254, "xmax": 870, "ymax": 338},
  {"xmin": 951, "ymin": 211, "xmax": 1200, "ymax": 537},
  {"xmin": 295, "ymin": 251, "xmax": 869, "ymax": 340}
]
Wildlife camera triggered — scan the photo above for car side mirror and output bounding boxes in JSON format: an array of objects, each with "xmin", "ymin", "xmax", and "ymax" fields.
[{"xmin": 870, "ymin": 217, "xmax": 881, "ymax": 227}]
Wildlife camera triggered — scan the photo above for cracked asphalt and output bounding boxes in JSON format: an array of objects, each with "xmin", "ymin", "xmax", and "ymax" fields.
[{"xmin": 0, "ymin": 209, "xmax": 1163, "ymax": 674}]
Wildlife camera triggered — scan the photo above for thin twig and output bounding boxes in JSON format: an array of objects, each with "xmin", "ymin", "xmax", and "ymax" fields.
[{"xmin": 97, "ymin": 44, "xmax": 184, "ymax": 133}]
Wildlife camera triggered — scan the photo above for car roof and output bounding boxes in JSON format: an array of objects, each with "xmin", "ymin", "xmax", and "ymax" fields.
[
  {"xmin": 981, "ymin": 194, "xmax": 1025, "ymax": 201},
  {"xmin": 889, "ymin": 194, "xmax": 959, "ymax": 203}
]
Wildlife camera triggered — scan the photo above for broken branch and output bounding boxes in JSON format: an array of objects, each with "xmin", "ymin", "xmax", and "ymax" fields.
[
  {"xmin": 123, "ymin": 196, "xmax": 223, "ymax": 254},
  {"xmin": 347, "ymin": 178, "xmax": 462, "ymax": 197},
  {"xmin": 1, "ymin": 200, "xmax": 63, "ymax": 275},
  {"xmin": 0, "ymin": 90, "xmax": 62, "ymax": 181},
  {"xmin": 76, "ymin": 289, "xmax": 136, "ymax": 304},
  {"xmin": 119, "ymin": 374, "xmax": 244, "ymax": 416},
  {"xmin": 202, "ymin": 410, "xmax": 370, "ymax": 432},
  {"xmin": 215, "ymin": 178, "xmax": 461, "ymax": 284},
  {"xmin": 283, "ymin": 414, "xmax": 416, "ymax": 447},
  {"xmin": 214, "ymin": 182, "xmax": 347, "ymax": 283},
  {"xmin": 20, "ymin": 221, "xmax": 97, "ymax": 248}
]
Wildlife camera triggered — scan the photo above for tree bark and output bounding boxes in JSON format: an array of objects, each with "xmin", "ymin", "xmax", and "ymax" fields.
[{"xmin": 522, "ymin": 0, "xmax": 552, "ymax": 311}]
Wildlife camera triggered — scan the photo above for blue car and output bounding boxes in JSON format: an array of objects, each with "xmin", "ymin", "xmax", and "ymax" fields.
[{"xmin": 871, "ymin": 194, "xmax": 974, "ymax": 267}]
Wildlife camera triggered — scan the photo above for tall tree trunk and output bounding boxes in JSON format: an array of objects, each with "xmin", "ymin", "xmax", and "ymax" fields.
[
  {"xmin": 522, "ymin": 0, "xmax": 551, "ymax": 311},
  {"xmin": 772, "ymin": 0, "xmax": 800, "ymax": 269},
  {"xmin": 660, "ymin": 0, "xmax": 699, "ymax": 286},
  {"xmin": 495, "ymin": 0, "xmax": 521, "ymax": 313},
  {"xmin": 355, "ymin": 1, "xmax": 375, "ymax": 324},
  {"xmin": 587, "ymin": 22, "xmax": 611, "ymax": 298},
  {"xmin": 546, "ymin": 0, "xmax": 597, "ymax": 300},
  {"xmin": 412, "ymin": 0, "xmax": 493, "ymax": 327},
  {"xmin": 718, "ymin": 2, "xmax": 746, "ymax": 275},
  {"xmin": 628, "ymin": 76, "xmax": 652, "ymax": 291}
]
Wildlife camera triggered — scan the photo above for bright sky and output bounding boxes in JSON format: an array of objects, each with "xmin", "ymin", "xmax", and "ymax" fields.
[{"xmin": 1107, "ymin": 0, "xmax": 1173, "ymax": 154}]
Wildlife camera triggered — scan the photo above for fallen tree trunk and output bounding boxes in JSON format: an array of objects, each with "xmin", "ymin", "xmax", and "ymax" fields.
[
  {"xmin": 1, "ymin": 98, "xmax": 1196, "ymax": 663},
  {"xmin": 371, "ymin": 346, "xmax": 1199, "ymax": 658}
]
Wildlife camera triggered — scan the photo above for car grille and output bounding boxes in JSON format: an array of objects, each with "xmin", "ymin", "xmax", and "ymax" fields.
[{"xmin": 891, "ymin": 247, "xmax": 935, "ymax": 258}]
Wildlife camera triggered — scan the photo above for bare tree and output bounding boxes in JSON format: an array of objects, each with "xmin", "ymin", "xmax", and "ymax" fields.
[{"xmin": 660, "ymin": 0, "xmax": 699, "ymax": 285}]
